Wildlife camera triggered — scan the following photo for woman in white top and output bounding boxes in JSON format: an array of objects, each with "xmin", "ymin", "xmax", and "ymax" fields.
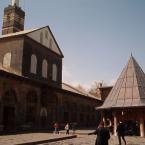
[{"xmin": 65, "ymin": 123, "xmax": 70, "ymax": 134}]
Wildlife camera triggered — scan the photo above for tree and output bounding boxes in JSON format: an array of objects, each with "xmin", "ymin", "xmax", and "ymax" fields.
[
  {"xmin": 89, "ymin": 81, "xmax": 107, "ymax": 99},
  {"xmin": 76, "ymin": 84, "xmax": 87, "ymax": 93}
]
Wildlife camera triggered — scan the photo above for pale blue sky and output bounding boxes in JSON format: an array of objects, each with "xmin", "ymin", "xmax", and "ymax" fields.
[{"xmin": 0, "ymin": 0, "xmax": 145, "ymax": 88}]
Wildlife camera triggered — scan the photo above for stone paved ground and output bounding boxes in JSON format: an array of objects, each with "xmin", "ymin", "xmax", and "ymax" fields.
[
  {"xmin": 41, "ymin": 135, "xmax": 145, "ymax": 145},
  {"xmin": 0, "ymin": 130, "xmax": 145, "ymax": 145},
  {"xmin": 0, "ymin": 133, "xmax": 74, "ymax": 145}
]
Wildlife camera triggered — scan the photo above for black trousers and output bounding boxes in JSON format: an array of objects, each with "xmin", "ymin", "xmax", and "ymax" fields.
[{"xmin": 118, "ymin": 135, "xmax": 126, "ymax": 145}]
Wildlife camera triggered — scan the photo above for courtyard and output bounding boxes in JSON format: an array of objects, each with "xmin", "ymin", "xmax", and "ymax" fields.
[
  {"xmin": 0, "ymin": 130, "xmax": 145, "ymax": 145},
  {"xmin": 44, "ymin": 135, "xmax": 145, "ymax": 145}
]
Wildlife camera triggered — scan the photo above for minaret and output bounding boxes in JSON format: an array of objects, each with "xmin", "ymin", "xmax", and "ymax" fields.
[
  {"xmin": 12, "ymin": 0, "xmax": 19, "ymax": 6},
  {"xmin": 2, "ymin": 0, "xmax": 25, "ymax": 35}
]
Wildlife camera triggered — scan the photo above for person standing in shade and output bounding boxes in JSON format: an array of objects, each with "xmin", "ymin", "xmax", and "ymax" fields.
[
  {"xmin": 116, "ymin": 121, "xmax": 126, "ymax": 145},
  {"xmin": 88, "ymin": 122, "xmax": 110, "ymax": 145},
  {"xmin": 65, "ymin": 123, "xmax": 70, "ymax": 134},
  {"xmin": 72, "ymin": 122, "xmax": 77, "ymax": 134}
]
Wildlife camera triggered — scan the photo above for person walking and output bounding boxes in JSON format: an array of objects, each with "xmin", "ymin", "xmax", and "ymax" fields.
[
  {"xmin": 88, "ymin": 122, "xmax": 110, "ymax": 145},
  {"xmin": 53, "ymin": 122, "xmax": 59, "ymax": 134},
  {"xmin": 116, "ymin": 121, "xmax": 126, "ymax": 145},
  {"xmin": 65, "ymin": 123, "xmax": 70, "ymax": 134}
]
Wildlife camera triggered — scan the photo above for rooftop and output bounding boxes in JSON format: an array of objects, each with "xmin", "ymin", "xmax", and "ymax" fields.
[
  {"xmin": 62, "ymin": 83, "xmax": 101, "ymax": 100},
  {"xmin": 98, "ymin": 55, "xmax": 145, "ymax": 109}
]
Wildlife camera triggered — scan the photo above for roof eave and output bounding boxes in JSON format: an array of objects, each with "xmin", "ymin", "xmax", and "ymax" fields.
[{"xmin": 96, "ymin": 105, "xmax": 145, "ymax": 110}]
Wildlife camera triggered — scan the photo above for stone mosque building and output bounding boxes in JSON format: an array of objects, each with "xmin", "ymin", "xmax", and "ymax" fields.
[{"xmin": 0, "ymin": 0, "xmax": 102, "ymax": 131}]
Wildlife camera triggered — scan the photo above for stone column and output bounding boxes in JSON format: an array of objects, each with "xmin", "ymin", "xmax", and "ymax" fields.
[
  {"xmin": 101, "ymin": 111, "xmax": 108, "ymax": 127},
  {"xmin": 140, "ymin": 117, "xmax": 145, "ymax": 137},
  {"xmin": 0, "ymin": 102, "xmax": 3, "ymax": 131},
  {"xmin": 101, "ymin": 111, "xmax": 105, "ymax": 123},
  {"xmin": 113, "ymin": 112, "xmax": 118, "ymax": 136}
]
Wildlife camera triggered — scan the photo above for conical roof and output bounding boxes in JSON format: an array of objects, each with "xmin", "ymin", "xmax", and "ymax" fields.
[{"xmin": 99, "ymin": 55, "xmax": 145, "ymax": 109}]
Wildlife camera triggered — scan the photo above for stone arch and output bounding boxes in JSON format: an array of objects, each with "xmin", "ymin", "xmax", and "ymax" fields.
[
  {"xmin": 40, "ymin": 107, "xmax": 47, "ymax": 128},
  {"xmin": 2, "ymin": 89, "xmax": 17, "ymax": 130},
  {"xmin": 2, "ymin": 89, "xmax": 17, "ymax": 105},
  {"xmin": 40, "ymin": 107, "xmax": 47, "ymax": 117},
  {"xmin": 25, "ymin": 90, "xmax": 38, "ymax": 126},
  {"xmin": 3, "ymin": 52, "xmax": 11, "ymax": 68},
  {"xmin": 30, "ymin": 54, "xmax": 37, "ymax": 74},
  {"xmin": 52, "ymin": 64, "xmax": 57, "ymax": 81}
]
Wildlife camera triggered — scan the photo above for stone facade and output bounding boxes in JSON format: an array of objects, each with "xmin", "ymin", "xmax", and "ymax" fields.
[
  {"xmin": 0, "ymin": 70, "xmax": 101, "ymax": 131},
  {"xmin": 0, "ymin": 34, "xmax": 102, "ymax": 131},
  {"xmin": 0, "ymin": 2, "xmax": 102, "ymax": 132},
  {"xmin": 0, "ymin": 36, "xmax": 24, "ymax": 75},
  {"xmin": 23, "ymin": 36, "xmax": 62, "ymax": 88},
  {"xmin": 55, "ymin": 91, "xmax": 101, "ymax": 127},
  {"xmin": 0, "ymin": 70, "xmax": 41, "ymax": 130},
  {"xmin": 0, "ymin": 35, "xmax": 62, "ymax": 88}
]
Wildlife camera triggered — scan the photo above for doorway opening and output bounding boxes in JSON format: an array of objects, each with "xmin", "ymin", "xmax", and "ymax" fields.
[{"xmin": 3, "ymin": 106, "xmax": 15, "ymax": 131}]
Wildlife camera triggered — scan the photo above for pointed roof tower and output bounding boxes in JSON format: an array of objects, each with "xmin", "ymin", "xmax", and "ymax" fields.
[{"xmin": 99, "ymin": 55, "xmax": 145, "ymax": 109}]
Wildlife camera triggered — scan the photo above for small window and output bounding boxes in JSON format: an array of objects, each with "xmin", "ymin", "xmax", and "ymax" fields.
[
  {"xmin": 42, "ymin": 59, "xmax": 48, "ymax": 78},
  {"xmin": 30, "ymin": 54, "xmax": 37, "ymax": 74},
  {"xmin": 52, "ymin": 64, "xmax": 57, "ymax": 81},
  {"xmin": 3, "ymin": 52, "xmax": 11, "ymax": 68},
  {"xmin": 40, "ymin": 32, "xmax": 43, "ymax": 44}
]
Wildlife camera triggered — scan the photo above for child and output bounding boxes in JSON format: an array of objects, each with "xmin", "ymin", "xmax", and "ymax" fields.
[{"xmin": 65, "ymin": 123, "xmax": 70, "ymax": 134}]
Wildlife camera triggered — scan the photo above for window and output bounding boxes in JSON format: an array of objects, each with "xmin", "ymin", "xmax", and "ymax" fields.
[
  {"xmin": 52, "ymin": 64, "xmax": 57, "ymax": 81},
  {"xmin": 3, "ymin": 52, "xmax": 11, "ymax": 68},
  {"xmin": 42, "ymin": 59, "xmax": 48, "ymax": 78},
  {"xmin": 40, "ymin": 32, "xmax": 43, "ymax": 44},
  {"xmin": 30, "ymin": 54, "xmax": 37, "ymax": 74}
]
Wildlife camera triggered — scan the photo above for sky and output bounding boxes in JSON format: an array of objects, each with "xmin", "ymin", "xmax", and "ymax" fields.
[{"xmin": 0, "ymin": 0, "xmax": 145, "ymax": 89}]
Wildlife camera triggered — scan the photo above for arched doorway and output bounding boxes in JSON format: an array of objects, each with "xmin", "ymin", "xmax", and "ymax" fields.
[
  {"xmin": 2, "ymin": 89, "xmax": 17, "ymax": 131},
  {"xmin": 63, "ymin": 102, "xmax": 69, "ymax": 123},
  {"xmin": 25, "ymin": 90, "xmax": 38, "ymax": 128},
  {"xmin": 40, "ymin": 107, "xmax": 47, "ymax": 128}
]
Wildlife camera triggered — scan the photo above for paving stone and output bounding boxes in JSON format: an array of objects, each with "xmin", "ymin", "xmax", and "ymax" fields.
[
  {"xmin": 0, "ymin": 130, "xmax": 145, "ymax": 145},
  {"xmin": 42, "ymin": 135, "xmax": 145, "ymax": 145}
]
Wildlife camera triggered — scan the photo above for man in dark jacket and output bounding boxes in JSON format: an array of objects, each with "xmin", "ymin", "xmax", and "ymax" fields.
[
  {"xmin": 88, "ymin": 122, "xmax": 110, "ymax": 145},
  {"xmin": 116, "ymin": 122, "xmax": 126, "ymax": 145}
]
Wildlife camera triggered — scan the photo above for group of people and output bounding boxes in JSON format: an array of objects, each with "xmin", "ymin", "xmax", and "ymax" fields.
[
  {"xmin": 53, "ymin": 121, "xmax": 126, "ymax": 145},
  {"xmin": 53, "ymin": 122, "xmax": 76, "ymax": 135},
  {"xmin": 88, "ymin": 121, "xmax": 126, "ymax": 145}
]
